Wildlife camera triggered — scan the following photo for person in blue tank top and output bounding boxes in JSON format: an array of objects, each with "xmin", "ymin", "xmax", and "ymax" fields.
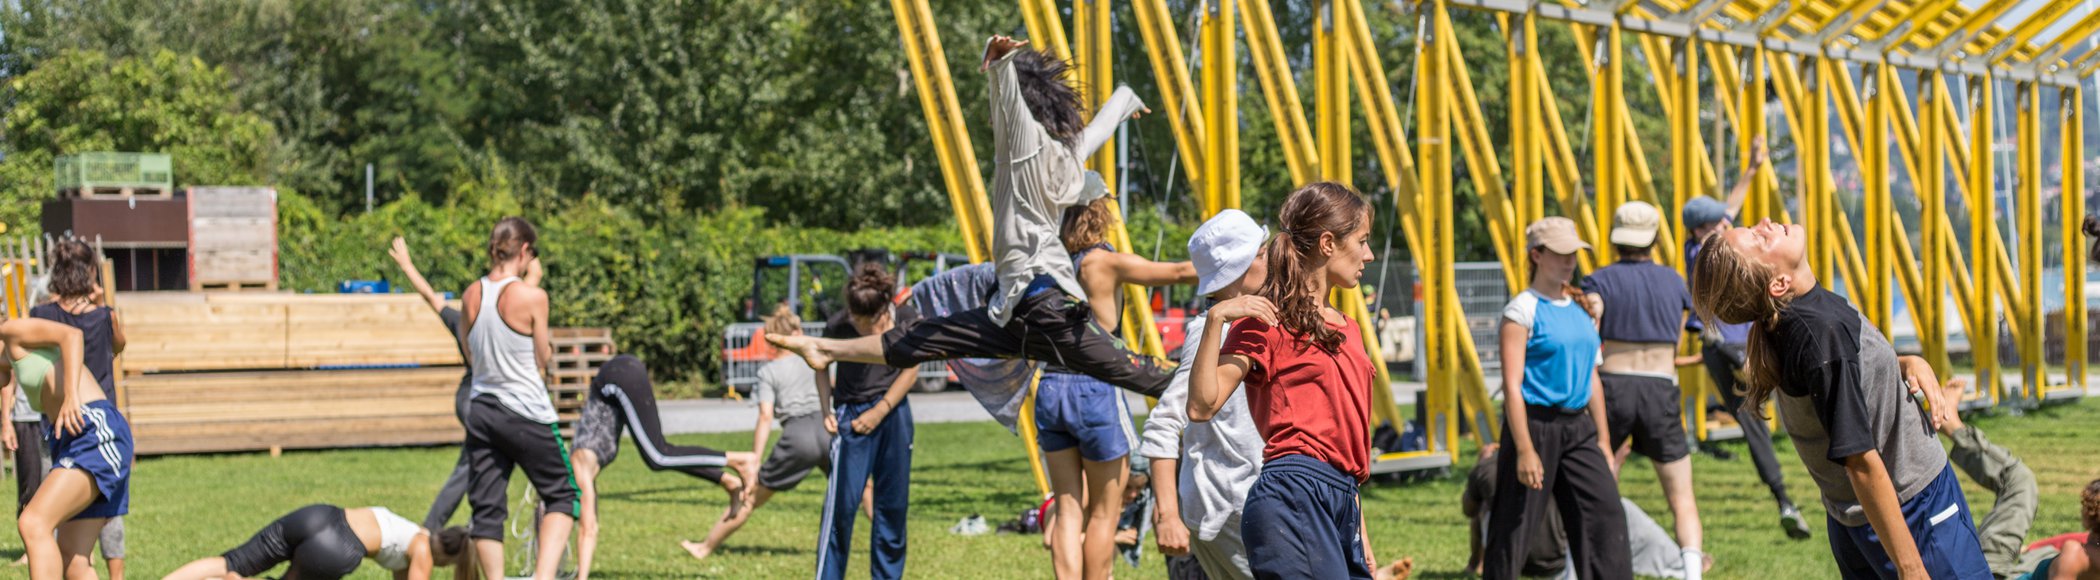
[
  {"xmin": 1036, "ymin": 197, "xmax": 1197, "ymax": 579},
  {"xmin": 1482, "ymin": 217, "xmax": 1631, "ymax": 580}
]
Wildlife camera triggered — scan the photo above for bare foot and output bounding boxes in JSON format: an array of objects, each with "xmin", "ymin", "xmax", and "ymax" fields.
[
  {"xmin": 680, "ymin": 540, "xmax": 714, "ymax": 560},
  {"xmin": 763, "ymin": 333, "xmax": 832, "ymax": 370},
  {"xmin": 1375, "ymin": 557, "xmax": 1414, "ymax": 580},
  {"xmin": 1940, "ymin": 377, "xmax": 1971, "ymax": 433}
]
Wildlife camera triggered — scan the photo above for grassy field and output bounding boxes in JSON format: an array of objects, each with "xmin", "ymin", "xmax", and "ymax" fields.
[{"xmin": 4, "ymin": 398, "xmax": 2098, "ymax": 579}]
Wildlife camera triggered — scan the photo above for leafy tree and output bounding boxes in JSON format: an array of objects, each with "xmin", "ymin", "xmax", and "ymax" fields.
[{"xmin": 0, "ymin": 49, "xmax": 275, "ymax": 235}]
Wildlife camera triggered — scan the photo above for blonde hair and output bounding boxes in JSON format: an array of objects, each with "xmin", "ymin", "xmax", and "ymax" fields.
[
  {"xmin": 1688, "ymin": 230, "xmax": 1792, "ymax": 417},
  {"xmin": 763, "ymin": 304, "xmax": 802, "ymax": 339}
]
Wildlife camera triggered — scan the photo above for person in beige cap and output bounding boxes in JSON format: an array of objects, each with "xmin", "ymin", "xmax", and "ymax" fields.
[
  {"xmin": 1484, "ymin": 216, "xmax": 1633, "ymax": 580},
  {"xmin": 1580, "ymin": 200, "xmax": 1709, "ymax": 579}
]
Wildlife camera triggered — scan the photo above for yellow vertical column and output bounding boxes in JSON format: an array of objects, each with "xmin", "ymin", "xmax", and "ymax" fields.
[
  {"xmin": 2067, "ymin": 86, "xmax": 2088, "ymax": 391},
  {"xmin": 2015, "ymin": 81, "xmax": 2042, "ymax": 401},
  {"xmin": 1510, "ymin": 12, "xmax": 1538, "ymax": 284},
  {"xmin": 889, "ymin": 0, "xmax": 992, "ymax": 262},
  {"xmin": 1969, "ymin": 75, "xmax": 1999, "ymax": 404},
  {"xmin": 1315, "ymin": 0, "xmax": 1350, "ymax": 184},
  {"xmin": 1418, "ymin": 0, "xmax": 1456, "ymax": 461},
  {"xmin": 1743, "ymin": 48, "xmax": 1770, "ymax": 226},
  {"xmin": 1800, "ymin": 58, "xmax": 1830, "ymax": 287},
  {"xmin": 1593, "ymin": 24, "xmax": 1623, "ymax": 259},
  {"xmin": 1075, "ymin": 0, "xmax": 1115, "ymax": 186},
  {"xmin": 1863, "ymin": 63, "xmax": 1892, "ymax": 332},
  {"xmin": 1202, "ymin": 0, "xmax": 1240, "ymax": 215},
  {"xmin": 1670, "ymin": 36, "xmax": 1710, "ymax": 440},
  {"xmin": 1921, "ymin": 74, "xmax": 1950, "ymax": 375}
]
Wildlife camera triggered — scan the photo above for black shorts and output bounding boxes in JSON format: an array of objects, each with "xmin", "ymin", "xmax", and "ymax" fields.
[
  {"xmin": 223, "ymin": 504, "xmax": 365, "ymax": 580},
  {"xmin": 882, "ymin": 289, "xmax": 1174, "ymax": 397},
  {"xmin": 464, "ymin": 397, "xmax": 580, "ymax": 540},
  {"xmin": 1602, "ymin": 373, "xmax": 1690, "ymax": 463}
]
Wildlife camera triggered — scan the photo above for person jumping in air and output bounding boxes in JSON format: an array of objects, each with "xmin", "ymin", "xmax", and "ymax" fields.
[
  {"xmin": 768, "ymin": 34, "xmax": 1173, "ymax": 399},
  {"xmin": 164, "ymin": 505, "xmax": 474, "ymax": 580},
  {"xmin": 1184, "ymin": 182, "xmax": 1411, "ymax": 580},
  {"xmin": 1692, "ymin": 218, "xmax": 1989, "ymax": 579}
]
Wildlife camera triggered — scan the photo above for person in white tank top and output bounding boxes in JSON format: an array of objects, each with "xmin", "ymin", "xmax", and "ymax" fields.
[
  {"xmin": 164, "ymin": 504, "xmax": 475, "ymax": 580},
  {"xmin": 455, "ymin": 217, "xmax": 578, "ymax": 580}
]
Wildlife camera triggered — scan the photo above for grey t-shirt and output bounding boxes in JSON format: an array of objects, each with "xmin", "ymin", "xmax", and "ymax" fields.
[
  {"xmin": 1771, "ymin": 288, "xmax": 1946, "ymax": 527},
  {"xmin": 755, "ymin": 353, "xmax": 822, "ymax": 419}
]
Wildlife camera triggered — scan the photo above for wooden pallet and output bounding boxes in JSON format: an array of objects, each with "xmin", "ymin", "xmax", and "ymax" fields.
[
  {"xmin": 191, "ymin": 280, "xmax": 278, "ymax": 292},
  {"xmin": 547, "ymin": 328, "xmax": 615, "ymax": 435},
  {"xmin": 65, "ymin": 186, "xmax": 174, "ymax": 199},
  {"xmin": 125, "ymin": 366, "xmax": 465, "ymax": 455}
]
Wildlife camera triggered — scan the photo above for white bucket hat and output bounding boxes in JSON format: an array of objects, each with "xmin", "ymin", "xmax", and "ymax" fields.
[{"xmin": 1189, "ymin": 209, "xmax": 1268, "ymax": 296}]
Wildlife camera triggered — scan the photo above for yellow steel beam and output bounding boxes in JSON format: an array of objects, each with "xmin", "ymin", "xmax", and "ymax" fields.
[
  {"xmin": 1202, "ymin": 1, "xmax": 1240, "ymax": 215},
  {"xmin": 1512, "ymin": 11, "xmax": 1542, "ymax": 284},
  {"xmin": 1317, "ymin": 0, "xmax": 1351, "ymax": 185},
  {"xmin": 1985, "ymin": 0, "xmax": 2083, "ymax": 65},
  {"xmin": 1667, "ymin": 34, "xmax": 1718, "ymax": 440},
  {"xmin": 1917, "ymin": 72, "xmax": 1955, "ymax": 373},
  {"xmin": 2014, "ymin": 80, "xmax": 2043, "ymax": 400},
  {"xmin": 1967, "ymin": 74, "xmax": 1999, "ymax": 402},
  {"xmin": 1594, "ymin": 23, "xmax": 1625, "ymax": 262},
  {"xmin": 889, "ymin": 0, "xmax": 993, "ymax": 263},
  {"xmin": 1434, "ymin": 7, "xmax": 1523, "ymax": 287},
  {"xmin": 1241, "ymin": 0, "xmax": 1318, "ymax": 185},
  {"xmin": 2065, "ymin": 86, "xmax": 2088, "ymax": 392},
  {"xmin": 1636, "ymin": 33, "xmax": 1721, "ymax": 200},
  {"xmin": 1530, "ymin": 50, "xmax": 1604, "ymax": 273},
  {"xmin": 1344, "ymin": 0, "xmax": 1491, "ymax": 449},
  {"xmin": 1921, "ymin": 0, "xmax": 2019, "ymax": 55},
  {"xmin": 2029, "ymin": 9, "xmax": 2100, "ymax": 68},
  {"xmin": 1421, "ymin": 0, "xmax": 1463, "ymax": 461},
  {"xmin": 1131, "ymin": 0, "xmax": 1207, "ymax": 207},
  {"xmin": 1016, "ymin": 0, "xmax": 1070, "ymax": 63}
]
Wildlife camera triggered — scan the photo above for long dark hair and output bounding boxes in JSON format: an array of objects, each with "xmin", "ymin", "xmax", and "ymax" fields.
[
  {"xmin": 1257, "ymin": 182, "xmax": 1368, "ymax": 352},
  {"xmin": 45, "ymin": 238, "xmax": 99, "ymax": 300},
  {"xmin": 1689, "ymin": 229, "xmax": 1792, "ymax": 417},
  {"xmin": 488, "ymin": 217, "xmax": 538, "ymax": 266},
  {"xmin": 1010, "ymin": 48, "xmax": 1083, "ymax": 146}
]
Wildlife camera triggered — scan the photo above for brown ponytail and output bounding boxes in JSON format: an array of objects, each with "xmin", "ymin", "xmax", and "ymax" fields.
[
  {"xmin": 488, "ymin": 217, "xmax": 538, "ymax": 266},
  {"xmin": 1257, "ymin": 182, "xmax": 1369, "ymax": 352},
  {"xmin": 1689, "ymin": 230, "xmax": 1792, "ymax": 417}
]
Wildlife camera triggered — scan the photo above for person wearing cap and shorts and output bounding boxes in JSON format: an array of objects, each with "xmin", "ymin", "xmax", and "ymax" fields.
[
  {"xmin": 1138, "ymin": 209, "xmax": 1270, "ymax": 580},
  {"xmin": 1579, "ymin": 200, "xmax": 1707, "ymax": 579},
  {"xmin": 1485, "ymin": 217, "xmax": 1632, "ymax": 580},
  {"xmin": 1678, "ymin": 145, "xmax": 1814, "ymax": 540}
]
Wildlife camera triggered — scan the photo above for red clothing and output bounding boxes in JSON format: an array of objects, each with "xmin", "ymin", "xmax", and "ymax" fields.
[
  {"xmin": 1221, "ymin": 316, "xmax": 1375, "ymax": 482},
  {"xmin": 2027, "ymin": 532, "xmax": 2090, "ymax": 554}
]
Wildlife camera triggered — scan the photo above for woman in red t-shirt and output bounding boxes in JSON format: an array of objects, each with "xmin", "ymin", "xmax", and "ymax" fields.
[{"xmin": 1187, "ymin": 182, "xmax": 1406, "ymax": 579}]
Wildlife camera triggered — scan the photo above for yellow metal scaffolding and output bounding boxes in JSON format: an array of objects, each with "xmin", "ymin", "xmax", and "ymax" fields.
[{"xmin": 889, "ymin": 0, "xmax": 2094, "ymax": 490}]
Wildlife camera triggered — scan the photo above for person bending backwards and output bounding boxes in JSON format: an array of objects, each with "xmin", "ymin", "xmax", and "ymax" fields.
[
  {"xmin": 1692, "ymin": 218, "xmax": 1988, "ymax": 579},
  {"xmin": 572, "ymin": 353, "xmax": 758, "ymax": 580},
  {"xmin": 1580, "ymin": 200, "xmax": 1706, "ymax": 578},
  {"xmin": 457, "ymin": 217, "xmax": 575, "ymax": 580},
  {"xmin": 769, "ymin": 35, "xmax": 1171, "ymax": 399}
]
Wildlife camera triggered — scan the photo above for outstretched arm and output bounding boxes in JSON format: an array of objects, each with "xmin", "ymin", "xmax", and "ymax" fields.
[
  {"xmin": 1101, "ymin": 253, "xmax": 1198, "ymax": 287},
  {"xmin": 390, "ymin": 237, "xmax": 448, "ymax": 315},
  {"xmin": 1722, "ymin": 142, "xmax": 1767, "ymax": 217},
  {"xmin": 1074, "ymin": 86, "xmax": 1147, "ymax": 160}
]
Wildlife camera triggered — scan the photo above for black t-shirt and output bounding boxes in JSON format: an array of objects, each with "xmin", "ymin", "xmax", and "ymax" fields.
[
  {"xmin": 825, "ymin": 304, "xmax": 922, "ymax": 405},
  {"xmin": 1769, "ymin": 287, "xmax": 1875, "ymax": 462},
  {"xmin": 29, "ymin": 303, "xmax": 117, "ymax": 400}
]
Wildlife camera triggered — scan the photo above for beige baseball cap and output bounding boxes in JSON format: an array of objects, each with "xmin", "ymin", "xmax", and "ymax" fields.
[
  {"xmin": 1610, "ymin": 200, "xmax": 1662, "ymax": 248},
  {"xmin": 1526, "ymin": 217, "xmax": 1591, "ymax": 255}
]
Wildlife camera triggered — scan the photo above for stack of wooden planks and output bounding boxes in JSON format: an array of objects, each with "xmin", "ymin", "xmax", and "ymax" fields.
[{"xmin": 118, "ymin": 291, "xmax": 615, "ymax": 455}]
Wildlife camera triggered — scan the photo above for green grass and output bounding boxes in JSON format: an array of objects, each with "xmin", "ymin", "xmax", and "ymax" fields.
[{"xmin": 5, "ymin": 399, "xmax": 2099, "ymax": 579}]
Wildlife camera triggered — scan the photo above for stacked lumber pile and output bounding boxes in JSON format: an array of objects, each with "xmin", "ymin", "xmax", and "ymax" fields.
[{"xmin": 119, "ymin": 292, "xmax": 613, "ymax": 455}]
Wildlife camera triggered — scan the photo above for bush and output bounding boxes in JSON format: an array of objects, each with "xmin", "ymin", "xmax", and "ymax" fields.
[{"xmin": 277, "ymin": 162, "xmax": 962, "ymax": 387}]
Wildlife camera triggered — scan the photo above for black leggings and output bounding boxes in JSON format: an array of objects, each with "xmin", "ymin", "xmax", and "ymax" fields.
[
  {"xmin": 595, "ymin": 355, "xmax": 731, "ymax": 482},
  {"xmin": 223, "ymin": 504, "xmax": 365, "ymax": 580},
  {"xmin": 883, "ymin": 288, "xmax": 1174, "ymax": 397}
]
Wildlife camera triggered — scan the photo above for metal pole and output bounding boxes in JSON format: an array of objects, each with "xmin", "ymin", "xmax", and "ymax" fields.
[{"xmin": 365, "ymin": 163, "xmax": 374, "ymax": 214}]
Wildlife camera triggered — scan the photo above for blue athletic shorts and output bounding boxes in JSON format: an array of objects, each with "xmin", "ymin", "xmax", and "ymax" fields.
[
  {"xmin": 1034, "ymin": 372, "xmax": 1134, "ymax": 462},
  {"xmin": 47, "ymin": 400, "xmax": 133, "ymax": 520},
  {"xmin": 1829, "ymin": 465, "xmax": 1991, "ymax": 580}
]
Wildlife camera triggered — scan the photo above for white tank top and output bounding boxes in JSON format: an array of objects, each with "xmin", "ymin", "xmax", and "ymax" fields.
[
  {"xmin": 368, "ymin": 506, "xmax": 422, "ymax": 571},
  {"xmin": 468, "ymin": 277, "xmax": 559, "ymax": 423}
]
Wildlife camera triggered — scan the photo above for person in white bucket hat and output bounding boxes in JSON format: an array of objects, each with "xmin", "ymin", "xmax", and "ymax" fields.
[{"xmin": 1136, "ymin": 209, "xmax": 1270, "ymax": 580}]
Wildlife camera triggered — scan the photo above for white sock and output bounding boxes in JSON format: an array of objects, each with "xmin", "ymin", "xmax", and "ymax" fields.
[{"xmin": 1680, "ymin": 548, "xmax": 1704, "ymax": 580}]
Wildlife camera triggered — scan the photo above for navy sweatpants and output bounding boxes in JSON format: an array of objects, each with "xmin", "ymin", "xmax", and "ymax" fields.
[
  {"xmin": 816, "ymin": 398, "xmax": 913, "ymax": 580},
  {"xmin": 1241, "ymin": 455, "xmax": 1371, "ymax": 579},
  {"xmin": 1829, "ymin": 466, "xmax": 1992, "ymax": 580}
]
